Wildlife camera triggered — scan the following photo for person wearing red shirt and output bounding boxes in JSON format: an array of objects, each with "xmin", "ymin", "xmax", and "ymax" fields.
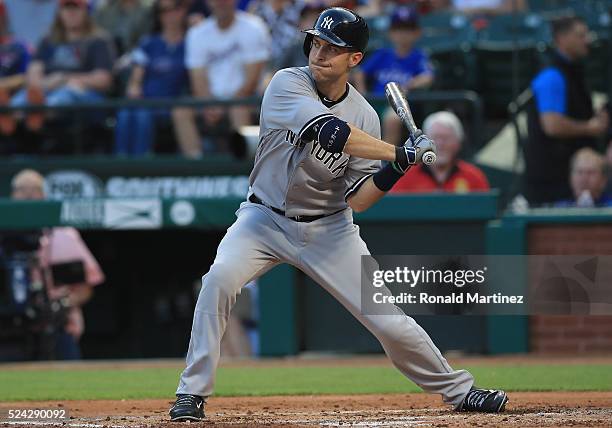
[{"xmin": 390, "ymin": 111, "xmax": 489, "ymax": 193}]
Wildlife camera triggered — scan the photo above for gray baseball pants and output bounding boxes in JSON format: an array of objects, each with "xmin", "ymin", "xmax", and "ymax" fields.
[{"xmin": 176, "ymin": 201, "xmax": 474, "ymax": 407}]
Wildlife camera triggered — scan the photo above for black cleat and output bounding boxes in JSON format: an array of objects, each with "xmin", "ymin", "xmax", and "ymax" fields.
[
  {"xmin": 169, "ymin": 394, "xmax": 205, "ymax": 421},
  {"xmin": 459, "ymin": 387, "xmax": 508, "ymax": 413}
]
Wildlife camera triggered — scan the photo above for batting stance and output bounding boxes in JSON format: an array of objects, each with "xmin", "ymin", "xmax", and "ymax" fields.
[{"xmin": 170, "ymin": 7, "xmax": 508, "ymax": 421}]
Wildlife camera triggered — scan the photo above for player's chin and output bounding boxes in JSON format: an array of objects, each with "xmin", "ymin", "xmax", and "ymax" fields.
[{"xmin": 310, "ymin": 65, "xmax": 335, "ymax": 82}]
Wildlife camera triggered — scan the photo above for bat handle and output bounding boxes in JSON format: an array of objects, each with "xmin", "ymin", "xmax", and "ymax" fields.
[{"xmin": 409, "ymin": 128, "xmax": 423, "ymax": 140}]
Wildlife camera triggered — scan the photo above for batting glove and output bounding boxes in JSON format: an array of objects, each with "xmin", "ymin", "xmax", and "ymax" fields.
[{"xmin": 392, "ymin": 130, "xmax": 437, "ymax": 174}]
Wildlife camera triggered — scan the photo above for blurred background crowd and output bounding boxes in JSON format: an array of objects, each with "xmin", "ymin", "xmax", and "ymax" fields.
[
  {"xmin": 0, "ymin": 0, "xmax": 608, "ymax": 207},
  {"xmin": 0, "ymin": 0, "xmax": 611, "ymax": 361}
]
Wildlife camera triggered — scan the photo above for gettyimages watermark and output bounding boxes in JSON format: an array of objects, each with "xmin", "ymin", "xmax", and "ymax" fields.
[{"xmin": 360, "ymin": 255, "xmax": 612, "ymax": 316}]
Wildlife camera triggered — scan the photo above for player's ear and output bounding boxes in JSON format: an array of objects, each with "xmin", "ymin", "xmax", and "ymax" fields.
[{"xmin": 348, "ymin": 52, "xmax": 363, "ymax": 68}]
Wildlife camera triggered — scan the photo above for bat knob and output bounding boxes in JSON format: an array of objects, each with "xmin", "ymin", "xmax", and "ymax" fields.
[{"xmin": 422, "ymin": 151, "xmax": 437, "ymax": 165}]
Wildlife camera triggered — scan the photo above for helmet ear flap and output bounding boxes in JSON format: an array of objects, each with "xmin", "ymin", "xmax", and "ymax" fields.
[{"xmin": 303, "ymin": 33, "xmax": 314, "ymax": 58}]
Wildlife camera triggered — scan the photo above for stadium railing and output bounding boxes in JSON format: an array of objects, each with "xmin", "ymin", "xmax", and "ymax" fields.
[{"xmin": 0, "ymin": 91, "xmax": 485, "ymax": 156}]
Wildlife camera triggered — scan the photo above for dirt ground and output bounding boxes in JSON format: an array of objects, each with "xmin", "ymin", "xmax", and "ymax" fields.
[
  {"xmin": 1, "ymin": 356, "xmax": 611, "ymax": 428},
  {"xmin": 2, "ymin": 393, "xmax": 612, "ymax": 428}
]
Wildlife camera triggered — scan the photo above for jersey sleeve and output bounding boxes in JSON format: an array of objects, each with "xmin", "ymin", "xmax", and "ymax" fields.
[
  {"xmin": 344, "ymin": 110, "xmax": 382, "ymax": 200},
  {"xmin": 532, "ymin": 67, "xmax": 566, "ymax": 114},
  {"xmin": 261, "ymin": 68, "xmax": 334, "ymax": 139}
]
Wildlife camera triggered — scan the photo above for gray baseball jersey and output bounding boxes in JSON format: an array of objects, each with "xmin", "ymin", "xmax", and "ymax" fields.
[
  {"xmin": 176, "ymin": 66, "xmax": 474, "ymax": 408},
  {"xmin": 250, "ymin": 66, "xmax": 381, "ymax": 217}
]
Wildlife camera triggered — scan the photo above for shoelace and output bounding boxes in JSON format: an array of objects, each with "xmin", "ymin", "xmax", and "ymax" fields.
[
  {"xmin": 465, "ymin": 389, "xmax": 490, "ymax": 408},
  {"xmin": 174, "ymin": 395, "xmax": 199, "ymax": 408}
]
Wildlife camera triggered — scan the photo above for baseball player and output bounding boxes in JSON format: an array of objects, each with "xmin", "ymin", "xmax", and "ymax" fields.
[{"xmin": 170, "ymin": 7, "xmax": 508, "ymax": 421}]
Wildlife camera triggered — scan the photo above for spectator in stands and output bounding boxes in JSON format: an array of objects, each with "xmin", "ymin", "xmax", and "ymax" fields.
[
  {"xmin": 4, "ymin": 0, "xmax": 57, "ymax": 49},
  {"xmin": 451, "ymin": 0, "xmax": 526, "ymax": 15},
  {"xmin": 390, "ymin": 111, "xmax": 490, "ymax": 193},
  {"xmin": 185, "ymin": 0, "xmax": 210, "ymax": 27},
  {"xmin": 353, "ymin": 5, "xmax": 433, "ymax": 146},
  {"xmin": 0, "ymin": 0, "xmax": 30, "ymax": 135},
  {"xmin": 526, "ymin": 16, "xmax": 609, "ymax": 205},
  {"xmin": 8, "ymin": 0, "xmax": 115, "ymax": 133},
  {"xmin": 250, "ymin": 0, "xmax": 303, "ymax": 67},
  {"xmin": 11, "ymin": 169, "xmax": 105, "ymax": 359},
  {"xmin": 94, "ymin": 0, "xmax": 152, "ymax": 55},
  {"xmin": 274, "ymin": 2, "xmax": 325, "ymax": 71},
  {"xmin": 115, "ymin": 0, "xmax": 189, "ymax": 156},
  {"xmin": 555, "ymin": 148, "xmax": 612, "ymax": 207},
  {"xmin": 176, "ymin": 0, "xmax": 271, "ymax": 158}
]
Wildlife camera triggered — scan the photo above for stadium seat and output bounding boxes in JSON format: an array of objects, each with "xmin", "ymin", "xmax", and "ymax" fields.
[
  {"xmin": 527, "ymin": 0, "xmax": 569, "ymax": 12},
  {"xmin": 477, "ymin": 13, "xmax": 552, "ymax": 48},
  {"xmin": 584, "ymin": 38, "xmax": 611, "ymax": 95},
  {"xmin": 364, "ymin": 15, "xmax": 391, "ymax": 53},
  {"xmin": 418, "ymin": 12, "xmax": 477, "ymax": 53},
  {"xmin": 474, "ymin": 45, "xmax": 544, "ymax": 118},
  {"xmin": 473, "ymin": 13, "xmax": 550, "ymax": 118},
  {"xmin": 414, "ymin": 12, "xmax": 479, "ymax": 92},
  {"xmin": 567, "ymin": 0, "xmax": 612, "ymax": 39},
  {"xmin": 429, "ymin": 49, "xmax": 478, "ymax": 91}
]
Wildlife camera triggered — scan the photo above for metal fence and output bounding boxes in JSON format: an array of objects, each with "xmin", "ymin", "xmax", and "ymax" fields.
[{"xmin": 0, "ymin": 91, "xmax": 484, "ymax": 156}]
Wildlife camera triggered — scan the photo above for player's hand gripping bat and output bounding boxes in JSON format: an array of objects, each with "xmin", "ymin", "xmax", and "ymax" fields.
[{"xmin": 384, "ymin": 82, "xmax": 437, "ymax": 165}]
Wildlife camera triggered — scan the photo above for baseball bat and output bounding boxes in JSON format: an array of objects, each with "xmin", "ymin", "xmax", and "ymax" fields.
[{"xmin": 384, "ymin": 82, "xmax": 436, "ymax": 165}]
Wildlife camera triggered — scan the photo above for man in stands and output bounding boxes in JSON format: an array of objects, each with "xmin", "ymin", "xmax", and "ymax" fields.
[
  {"xmin": 174, "ymin": 0, "xmax": 271, "ymax": 158},
  {"xmin": 390, "ymin": 111, "xmax": 489, "ymax": 193},
  {"xmin": 526, "ymin": 16, "xmax": 609, "ymax": 205},
  {"xmin": 555, "ymin": 147, "xmax": 612, "ymax": 208}
]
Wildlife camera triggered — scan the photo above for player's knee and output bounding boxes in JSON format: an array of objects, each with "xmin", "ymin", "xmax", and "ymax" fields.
[
  {"xmin": 368, "ymin": 314, "xmax": 417, "ymax": 344},
  {"xmin": 201, "ymin": 263, "xmax": 242, "ymax": 301}
]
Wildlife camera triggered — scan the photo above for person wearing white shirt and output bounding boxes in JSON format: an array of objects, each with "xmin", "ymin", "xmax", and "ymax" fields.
[{"xmin": 174, "ymin": 0, "xmax": 271, "ymax": 157}]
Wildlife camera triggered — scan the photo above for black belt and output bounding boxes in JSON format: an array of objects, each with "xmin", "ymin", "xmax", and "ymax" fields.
[{"xmin": 248, "ymin": 194, "xmax": 342, "ymax": 222}]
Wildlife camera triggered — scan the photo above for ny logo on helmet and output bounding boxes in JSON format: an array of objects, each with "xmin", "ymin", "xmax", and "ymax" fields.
[{"xmin": 321, "ymin": 16, "xmax": 334, "ymax": 29}]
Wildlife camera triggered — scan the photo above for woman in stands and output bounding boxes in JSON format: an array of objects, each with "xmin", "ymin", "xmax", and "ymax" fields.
[
  {"xmin": 9, "ymin": 0, "xmax": 115, "ymax": 133},
  {"xmin": 114, "ymin": 0, "xmax": 189, "ymax": 156}
]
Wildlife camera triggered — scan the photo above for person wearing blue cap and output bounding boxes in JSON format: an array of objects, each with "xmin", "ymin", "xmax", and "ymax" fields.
[{"xmin": 354, "ymin": 5, "xmax": 433, "ymax": 146}]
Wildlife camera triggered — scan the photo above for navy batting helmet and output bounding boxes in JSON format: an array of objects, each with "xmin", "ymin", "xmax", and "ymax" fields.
[{"xmin": 302, "ymin": 7, "xmax": 369, "ymax": 58}]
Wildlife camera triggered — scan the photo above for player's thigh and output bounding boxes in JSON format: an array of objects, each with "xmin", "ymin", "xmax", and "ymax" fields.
[
  {"xmin": 299, "ymin": 219, "xmax": 371, "ymax": 314},
  {"xmin": 300, "ymin": 228, "xmax": 414, "ymax": 342},
  {"xmin": 207, "ymin": 203, "xmax": 288, "ymax": 286}
]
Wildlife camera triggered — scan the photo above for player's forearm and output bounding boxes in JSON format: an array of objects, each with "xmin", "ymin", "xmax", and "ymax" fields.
[
  {"xmin": 344, "ymin": 125, "xmax": 396, "ymax": 161},
  {"xmin": 347, "ymin": 177, "xmax": 386, "ymax": 212}
]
